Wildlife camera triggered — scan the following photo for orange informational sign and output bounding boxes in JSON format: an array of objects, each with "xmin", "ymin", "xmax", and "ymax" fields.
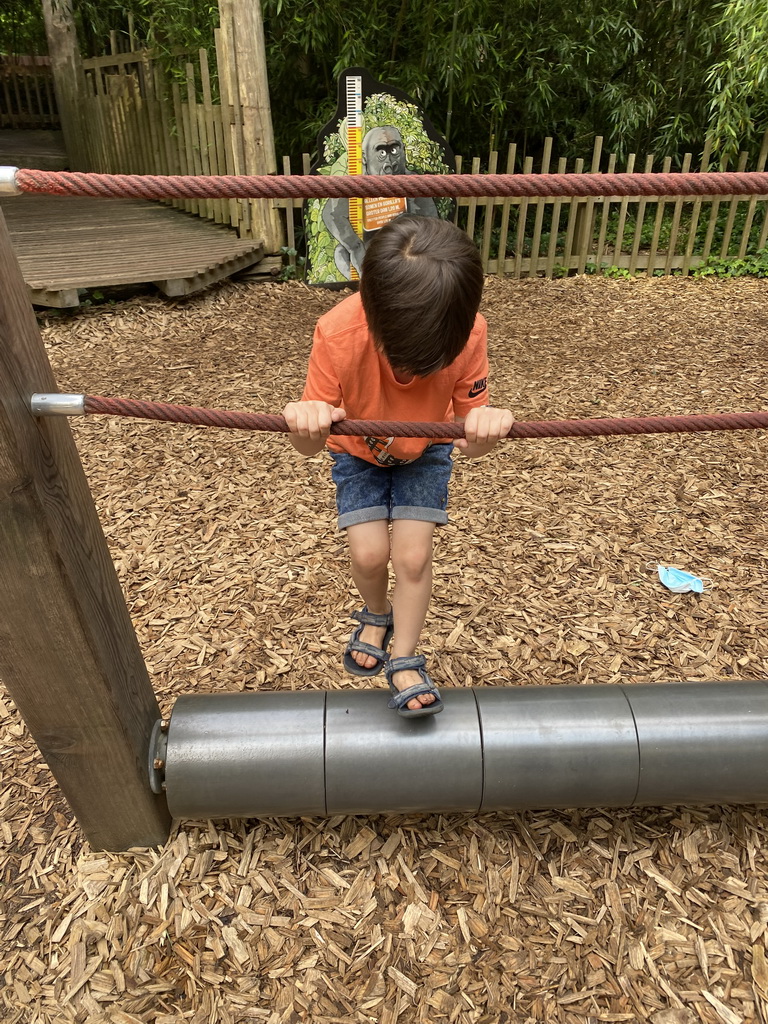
[{"xmin": 363, "ymin": 196, "xmax": 408, "ymax": 232}]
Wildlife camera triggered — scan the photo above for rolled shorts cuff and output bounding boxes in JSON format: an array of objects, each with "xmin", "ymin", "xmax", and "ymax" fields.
[
  {"xmin": 338, "ymin": 505, "xmax": 389, "ymax": 529},
  {"xmin": 337, "ymin": 505, "xmax": 449, "ymax": 529},
  {"xmin": 391, "ymin": 505, "xmax": 449, "ymax": 525}
]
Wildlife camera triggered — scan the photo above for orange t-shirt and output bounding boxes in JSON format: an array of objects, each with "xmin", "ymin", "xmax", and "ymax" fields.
[{"xmin": 301, "ymin": 292, "xmax": 490, "ymax": 466}]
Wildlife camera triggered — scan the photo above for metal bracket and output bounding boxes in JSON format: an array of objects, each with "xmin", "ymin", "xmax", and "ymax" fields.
[{"xmin": 148, "ymin": 718, "xmax": 169, "ymax": 795}]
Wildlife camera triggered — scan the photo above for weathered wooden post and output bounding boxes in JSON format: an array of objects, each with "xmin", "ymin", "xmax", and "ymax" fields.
[
  {"xmin": 218, "ymin": 0, "xmax": 284, "ymax": 252},
  {"xmin": 0, "ymin": 207, "xmax": 171, "ymax": 850},
  {"xmin": 41, "ymin": 0, "xmax": 86, "ymax": 169}
]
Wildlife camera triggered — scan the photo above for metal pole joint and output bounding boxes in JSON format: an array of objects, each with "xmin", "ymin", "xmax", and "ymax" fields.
[
  {"xmin": 31, "ymin": 393, "xmax": 85, "ymax": 416},
  {"xmin": 0, "ymin": 167, "xmax": 20, "ymax": 195}
]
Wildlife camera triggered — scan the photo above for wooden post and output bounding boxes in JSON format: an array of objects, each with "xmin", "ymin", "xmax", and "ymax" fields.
[
  {"xmin": 529, "ymin": 138, "xmax": 552, "ymax": 276},
  {"xmin": 513, "ymin": 155, "xmax": 534, "ymax": 278},
  {"xmin": 218, "ymin": 0, "xmax": 284, "ymax": 251},
  {"xmin": 41, "ymin": 0, "xmax": 86, "ymax": 169},
  {"xmin": 0, "ymin": 209, "xmax": 171, "ymax": 851},
  {"xmin": 738, "ymin": 129, "xmax": 768, "ymax": 259}
]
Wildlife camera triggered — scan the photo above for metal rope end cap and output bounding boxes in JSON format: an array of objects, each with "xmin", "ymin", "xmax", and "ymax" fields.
[
  {"xmin": 31, "ymin": 393, "xmax": 85, "ymax": 416},
  {"xmin": 0, "ymin": 167, "xmax": 20, "ymax": 195}
]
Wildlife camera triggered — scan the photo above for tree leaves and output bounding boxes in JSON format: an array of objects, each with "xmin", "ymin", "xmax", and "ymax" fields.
[{"xmin": 2, "ymin": 0, "xmax": 767, "ymax": 165}]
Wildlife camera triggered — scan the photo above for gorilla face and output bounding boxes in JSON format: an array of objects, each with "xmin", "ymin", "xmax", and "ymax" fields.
[{"xmin": 362, "ymin": 127, "xmax": 407, "ymax": 175}]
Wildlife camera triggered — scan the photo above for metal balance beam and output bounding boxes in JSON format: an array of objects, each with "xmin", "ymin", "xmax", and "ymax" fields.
[{"xmin": 149, "ymin": 681, "xmax": 768, "ymax": 819}]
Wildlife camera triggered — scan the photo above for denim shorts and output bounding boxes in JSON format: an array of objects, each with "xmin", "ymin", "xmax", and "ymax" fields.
[{"xmin": 330, "ymin": 444, "xmax": 454, "ymax": 529}]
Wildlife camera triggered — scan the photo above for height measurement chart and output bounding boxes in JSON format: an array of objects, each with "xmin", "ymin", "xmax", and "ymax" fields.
[{"xmin": 345, "ymin": 74, "xmax": 364, "ymax": 280}]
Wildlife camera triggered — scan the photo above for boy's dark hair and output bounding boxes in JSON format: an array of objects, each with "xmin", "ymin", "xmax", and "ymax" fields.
[{"xmin": 359, "ymin": 215, "xmax": 483, "ymax": 376}]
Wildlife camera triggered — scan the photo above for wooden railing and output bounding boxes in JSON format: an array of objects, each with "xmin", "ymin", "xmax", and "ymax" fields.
[
  {"xmin": 0, "ymin": 56, "xmax": 59, "ymax": 129},
  {"xmin": 78, "ymin": 10, "xmax": 281, "ymax": 250},
  {"xmin": 281, "ymin": 131, "xmax": 768, "ymax": 278}
]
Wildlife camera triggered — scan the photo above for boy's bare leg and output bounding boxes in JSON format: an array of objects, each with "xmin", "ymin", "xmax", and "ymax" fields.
[
  {"xmin": 346, "ymin": 520, "xmax": 392, "ymax": 670},
  {"xmin": 389, "ymin": 519, "xmax": 436, "ymax": 710}
]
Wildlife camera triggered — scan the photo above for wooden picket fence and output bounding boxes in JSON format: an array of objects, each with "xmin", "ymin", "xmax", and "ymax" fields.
[
  {"xmin": 78, "ymin": 17, "xmax": 281, "ymax": 251},
  {"xmin": 80, "ymin": 44, "xmax": 249, "ymax": 235},
  {"xmin": 281, "ymin": 130, "xmax": 768, "ymax": 277},
  {"xmin": 0, "ymin": 56, "xmax": 59, "ymax": 129}
]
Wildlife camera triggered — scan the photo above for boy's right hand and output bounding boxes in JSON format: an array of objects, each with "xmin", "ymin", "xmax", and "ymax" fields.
[{"xmin": 282, "ymin": 400, "xmax": 346, "ymax": 441}]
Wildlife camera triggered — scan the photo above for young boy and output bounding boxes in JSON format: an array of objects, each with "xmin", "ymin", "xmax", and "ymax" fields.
[{"xmin": 283, "ymin": 215, "xmax": 514, "ymax": 717}]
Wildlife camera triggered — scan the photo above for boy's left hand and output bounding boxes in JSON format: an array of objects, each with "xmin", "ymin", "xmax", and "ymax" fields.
[{"xmin": 455, "ymin": 406, "xmax": 515, "ymax": 450}]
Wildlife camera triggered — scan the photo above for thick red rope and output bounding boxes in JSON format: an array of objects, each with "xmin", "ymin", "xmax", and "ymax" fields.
[
  {"xmin": 16, "ymin": 168, "xmax": 768, "ymax": 201},
  {"xmin": 81, "ymin": 395, "xmax": 768, "ymax": 439}
]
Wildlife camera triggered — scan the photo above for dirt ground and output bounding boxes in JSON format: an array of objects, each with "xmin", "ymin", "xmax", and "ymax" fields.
[{"xmin": 2, "ymin": 273, "xmax": 768, "ymax": 1024}]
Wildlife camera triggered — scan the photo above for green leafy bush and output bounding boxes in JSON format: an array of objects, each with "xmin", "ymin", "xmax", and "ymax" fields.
[
  {"xmin": 279, "ymin": 246, "xmax": 306, "ymax": 282},
  {"xmin": 599, "ymin": 265, "xmax": 635, "ymax": 279},
  {"xmin": 693, "ymin": 248, "xmax": 768, "ymax": 277}
]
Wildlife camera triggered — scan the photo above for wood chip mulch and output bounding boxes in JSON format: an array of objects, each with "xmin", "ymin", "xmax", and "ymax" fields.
[{"xmin": 2, "ymin": 274, "xmax": 768, "ymax": 1024}]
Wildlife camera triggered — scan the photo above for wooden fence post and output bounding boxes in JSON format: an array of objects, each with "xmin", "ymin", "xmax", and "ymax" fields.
[
  {"xmin": 41, "ymin": 0, "xmax": 86, "ymax": 169},
  {"xmin": 218, "ymin": 0, "xmax": 284, "ymax": 251},
  {"xmin": 0, "ymin": 208, "xmax": 171, "ymax": 851}
]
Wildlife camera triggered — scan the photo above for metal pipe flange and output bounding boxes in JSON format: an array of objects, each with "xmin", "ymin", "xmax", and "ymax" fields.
[{"xmin": 0, "ymin": 167, "xmax": 20, "ymax": 195}]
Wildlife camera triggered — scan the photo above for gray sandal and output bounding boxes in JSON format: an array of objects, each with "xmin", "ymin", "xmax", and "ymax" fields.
[
  {"xmin": 343, "ymin": 606, "xmax": 394, "ymax": 677},
  {"xmin": 385, "ymin": 655, "xmax": 444, "ymax": 718}
]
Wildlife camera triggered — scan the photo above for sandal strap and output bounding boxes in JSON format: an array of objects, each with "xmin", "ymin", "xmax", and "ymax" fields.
[
  {"xmin": 384, "ymin": 654, "xmax": 426, "ymax": 679},
  {"xmin": 347, "ymin": 639, "xmax": 390, "ymax": 661},
  {"xmin": 385, "ymin": 655, "xmax": 441, "ymax": 709},
  {"xmin": 352, "ymin": 605, "xmax": 394, "ymax": 628},
  {"xmin": 388, "ymin": 681, "xmax": 441, "ymax": 708}
]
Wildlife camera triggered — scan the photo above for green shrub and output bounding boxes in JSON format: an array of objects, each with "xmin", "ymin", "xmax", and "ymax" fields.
[{"xmin": 693, "ymin": 248, "xmax": 768, "ymax": 277}]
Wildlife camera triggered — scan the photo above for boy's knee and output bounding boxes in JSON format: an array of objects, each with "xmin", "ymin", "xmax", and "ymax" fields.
[
  {"xmin": 392, "ymin": 543, "xmax": 432, "ymax": 582},
  {"xmin": 350, "ymin": 541, "xmax": 390, "ymax": 577}
]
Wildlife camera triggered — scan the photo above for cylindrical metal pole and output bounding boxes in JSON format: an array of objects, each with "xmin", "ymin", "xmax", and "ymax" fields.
[
  {"xmin": 630, "ymin": 681, "xmax": 768, "ymax": 805},
  {"xmin": 156, "ymin": 682, "xmax": 768, "ymax": 820},
  {"xmin": 325, "ymin": 689, "xmax": 482, "ymax": 814},
  {"xmin": 476, "ymin": 685, "xmax": 639, "ymax": 810},
  {"xmin": 0, "ymin": 167, "xmax": 20, "ymax": 194},
  {"xmin": 162, "ymin": 691, "xmax": 326, "ymax": 818}
]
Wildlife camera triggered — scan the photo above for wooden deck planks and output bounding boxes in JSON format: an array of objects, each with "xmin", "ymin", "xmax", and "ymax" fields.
[
  {"xmin": 0, "ymin": 129, "xmax": 68, "ymax": 170},
  {"xmin": 0, "ymin": 194, "xmax": 265, "ymax": 306}
]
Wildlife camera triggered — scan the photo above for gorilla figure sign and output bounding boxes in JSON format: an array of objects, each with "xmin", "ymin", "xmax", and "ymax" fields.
[{"xmin": 305, "ymin": 68, "xmax": 454, "ymax": 287}]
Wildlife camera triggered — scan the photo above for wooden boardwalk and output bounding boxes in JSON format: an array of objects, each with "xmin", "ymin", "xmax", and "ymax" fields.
[
  {"xmin": 0, "ymin": 193, "xmax": 266, "ymax": 307},
  {"xmin": 0, "ymin": 129, "xmax": 68, "ymax": 170}
]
